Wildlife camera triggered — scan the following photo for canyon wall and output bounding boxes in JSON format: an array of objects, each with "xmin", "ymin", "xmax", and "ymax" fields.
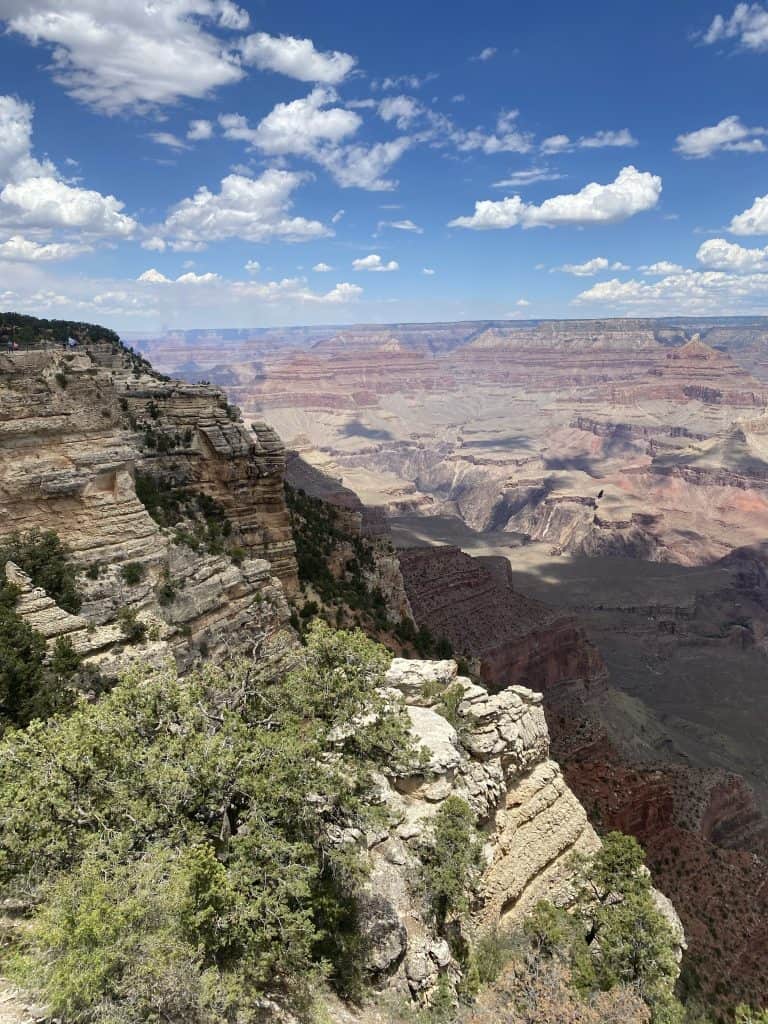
[
  {"xmin": 0, "ymin": 341, "xmax": 297, "ymax": 676},
  {"xmin": 352, "ymin": 656, "xmax": 675, "ymax": 999},
  {"xmin": 397, "ymin": 540, "xmax": 768, "ymax": 1011}
]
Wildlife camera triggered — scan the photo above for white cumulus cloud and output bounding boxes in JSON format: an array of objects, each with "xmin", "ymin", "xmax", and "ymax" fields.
[
  {"xmin": 176, "ymin": 271, "xmax": 221, "ymax": 284},
  {"xmin": 697, "ymin": 237, "xmax": 768, "ymax": 270},
  {"xmin": 541, "ymin": 134, "xmax": 571, "ymax": 154},
  {"xmin": 454, "ymin": 110, "xmax": 532, "ymax": 155},
  {"xmin": 730, "ymin": 192, "xmax": 768, "ymax": 234},
  {"xmin": 0, "ymin": 0, "xmax": 248, "ymax": 114},
  {"xmin": 0, "ymin": 234, "xmax": 90, "ymax": 261},
  {"xmin": 555, "ymin": 257, "xmax": 610, "ymax": 276},
  {"xmin": 0, "ymin": 176, "xmax": 136, "ymax": 236},
  {"xmin": 221, "ymin": 88, "xmax": 361, "ymax": 156},
  {"xmin": 239, "ymin": 32, "xmax": 356, "ymax": 83},
  {"xmin": 318, "ymin": 137, "xmax": 412, "ymax": 190},
  {"xmin": 231, "ymin": 277, "xmax": 362, "ymax": 303},
  {"xmin": 675, "ymin": 115, "xmax": 766, "ymax": 158},
  {"xmin": 0, "ymin": 93, "xmax": 136, "ymax": 243},
  {"xmin": 702, "ymin": 4, "xmax": 768, "ymax": 51},
  {"xmin": 187, "ymin": 119, "xmax": 214, "ymax": 141},
  {"xmin": 157, "ymin": 169, "xmax": 330, "ymax": 249},
  {"xmin": 639, "ymin": 261, "xmax": 685, "ymax": 275},
  {"xmin": 352, "ymin": 253, "xmax": 399, "ymax": 272},
  {"xmin": 449, "ymin": 166, "xmax": 661, "ymax": 230},
  {"xmin": 578, "ymin": 128, "xmax": 638, "ymax": 148},
  {"xmin": 574, "ymin": 268, "xmax": 768, "ymax": 314},
  {"xmin": 313, "ymin": 262, "xmax": 332, "ymax": 271},
  {"xmin": 149, "ymin": 131, "xmax": 190, "ymax": 151},
  {"xmin": 378, "ymin": 95, "xmax": 422, "ymax": 129},
  {"xmin": 137, "ymin": 268, "xmax": 171, "ymax": 283},
  {"xmin": 0, "ymin": 96, "xmax": 54, "ymax": 183}
]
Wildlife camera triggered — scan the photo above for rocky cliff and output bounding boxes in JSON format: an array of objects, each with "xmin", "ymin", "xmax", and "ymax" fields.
[
  {"xmin": 394, "ymin": 539, "xmax": 768, "ymax": 1011},
  {"xmin": 347, "ymin": 656, "xmax": 683, "ymax": 1000},
  {"xmin": 0, "ymin": 338, "xmax": 297, "ymax": 677}
]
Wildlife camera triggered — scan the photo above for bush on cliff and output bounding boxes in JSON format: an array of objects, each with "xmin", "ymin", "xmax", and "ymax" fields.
[
  {"xmin": 524, "ymin": 833, "xmax": 684, "ymax": 1024},
  {"xmin": 423, "ymin": 795, "xmax": 483, "ymax": 930},
  {"xmin": 0, "ymin": 529, "xmax": 82, "ymax": 613},
  {"xmin": 0, "ymin": 582, "xmax": 81, "ymax": 732},
  {"xmin": 0, "ymin": 621, "xmax": 415, "ymax": 1021}
]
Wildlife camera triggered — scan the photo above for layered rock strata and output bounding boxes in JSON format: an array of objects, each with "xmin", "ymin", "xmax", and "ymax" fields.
[
  {"xmin": 0, "ymin": 343, "xmax": 296, "ymax": 677},
  {"xmin": 356, "ymin": 656, "xmax": 682, "ymax": 1000}
]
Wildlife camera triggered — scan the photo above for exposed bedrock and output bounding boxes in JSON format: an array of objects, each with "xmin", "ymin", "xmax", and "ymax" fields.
[
  {"xmin": 0, "ymin": 343, "xmax": 297, "ymax": 677},
  {"xmin": 353, "ymin": 657, "xmax": 676, "ymax": 998}
]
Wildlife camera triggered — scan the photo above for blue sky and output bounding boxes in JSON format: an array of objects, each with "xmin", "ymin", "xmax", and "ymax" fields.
[{"xmin": 1, "ymin": 0, "xmax": 768, "ymax": 330}]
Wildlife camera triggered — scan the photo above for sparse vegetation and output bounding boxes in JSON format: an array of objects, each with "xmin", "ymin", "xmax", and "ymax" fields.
[
  {"xmin": 117, "ymin": 606, "xmax": 147, "ymax": 644},
  {"xmin": 135, "ymin": 472, "xmax": 243, "ymax": 562},
  {"xmin": 286, "ymin": 484, "xmax": 456, "ymax": 658},
  {"xmin": 121, "ymin": 561, "xmax": 146, "ymax": 586}
]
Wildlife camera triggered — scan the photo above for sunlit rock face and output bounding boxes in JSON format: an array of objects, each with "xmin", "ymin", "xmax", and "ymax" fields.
[
  {"xmin": 356, "ymin": 658, "xmax": 602, "ymax": 998},
  {"xmin": 0, "ymin": 342, "xmax": 297, "ymax": 677},
  {"xmin": 353, "ymin": 656, "xmax": 682, "ymax": 1001}
]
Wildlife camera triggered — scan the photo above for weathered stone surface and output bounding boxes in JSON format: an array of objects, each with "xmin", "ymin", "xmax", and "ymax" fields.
[
  {"xmin": 355, "ymin": 657, "xmax": 681, "ymax": 1001},
  {"xmin": 403, "ymin": 705, "xmax": 462, "ymax": 773},
  {"xmin": 0, "ymin": 345, "xmax": 297, "ymax": 680},
  {"xmin": 385, "ymin": 658, "xmax": 457, "ymax": 704}
]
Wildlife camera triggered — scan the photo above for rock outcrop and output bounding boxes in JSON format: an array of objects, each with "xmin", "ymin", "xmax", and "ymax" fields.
[
  {"xmin": 352, "ymin": 657, "xmax": 623, "ymax": 999},
  {"xmin": 0, "ymin": 341, "xmax": 297, "ymax": 678}
]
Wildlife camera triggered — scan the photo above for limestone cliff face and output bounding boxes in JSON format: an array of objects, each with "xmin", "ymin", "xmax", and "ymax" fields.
[
  {"xmin": 0, "ymin": 342, "xmax": 297, "ymax": 676},
  {"xmin": 352, "ymin": 657, "xmax": 682, "ymax": 1002}
]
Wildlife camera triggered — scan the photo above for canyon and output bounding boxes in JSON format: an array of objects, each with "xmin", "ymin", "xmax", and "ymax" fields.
[
  {"xmin": 0, "ymin": 319, "xmax": 685, "ymax": 1021},
  {"xmin": 137, "ymin": 315, "xmax": 768, "ymax": 1011}
]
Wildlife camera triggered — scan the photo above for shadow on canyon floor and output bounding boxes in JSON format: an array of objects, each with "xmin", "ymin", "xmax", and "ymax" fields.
[{"xmin": 391, "ymin": 513, "xmax": 768, "ymax": 814}]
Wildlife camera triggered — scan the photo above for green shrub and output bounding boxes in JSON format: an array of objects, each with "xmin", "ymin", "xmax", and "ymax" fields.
[
  {"xmin": 0, "ymin": 529, "xmax": 82, "ymax": 613},
  {"xmin": 0, "ymin": 585, "xmax": 81, "ymax": 731},
  {"xmin": 422, "ymin": 795, "xmax": 482, "ymax": 930},
  {"xmin": 117, "ymin": 606, "xmax": 147, "ymax": 644},
  {"xmin": 157, "ymin": 573, "xmax": 178, "ymax": 606},
  {"xmin": 524, "ymin": 834, "xmax": 686, "ymax": 1024},
  {"xmin": 0, "ymin": 623, "xmax": 417, "ymax": 1020},
  {"xmin": 49, "ymin": 636, "xmax": 82, "ymax": 678},
  {"xmin": 473, "ymin": 925, "xmax": 528, "ymax": 987},
  {"xmin": 121, "ymin": 562, "xmax": 146, "ymax": 586}
]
